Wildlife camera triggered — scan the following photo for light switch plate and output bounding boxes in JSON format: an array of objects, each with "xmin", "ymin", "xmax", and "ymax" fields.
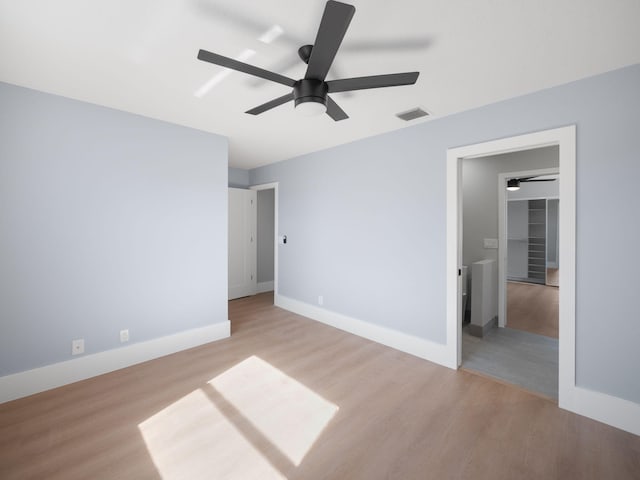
[{"xmin": 484, "ymin": 238, "xmax": 499, "ymax": 249}]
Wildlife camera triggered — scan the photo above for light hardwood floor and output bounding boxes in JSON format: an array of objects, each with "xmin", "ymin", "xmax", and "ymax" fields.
[
  {"xmin": 507, "ymin": 281, "xmax": 559, "ymax": 338},
  {"xmin": 1, "ymin": 292, "xmax": 639, "ymax": 479}
]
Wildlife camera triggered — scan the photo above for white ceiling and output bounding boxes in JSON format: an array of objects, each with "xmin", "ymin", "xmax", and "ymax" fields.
[{"xmin": 1, "ymin": 0, "xmax": 639, "ymax": 169}]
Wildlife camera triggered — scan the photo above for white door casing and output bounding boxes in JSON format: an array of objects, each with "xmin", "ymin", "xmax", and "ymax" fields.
[{"xmin": 446, "ymin": 126, "xmax": 575, "ymax": 407}]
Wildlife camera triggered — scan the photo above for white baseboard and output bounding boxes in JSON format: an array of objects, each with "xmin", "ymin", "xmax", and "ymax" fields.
[
  {"xmin": 0, "ymin": 320, "xmax": 230, "ymax": 404},
  {"xmin": 256, "ymin": 281, "xmax": 274, "ymax": 293},
  {"xmin": 561, "ymin": 385, "xmax": 640, "ymax": 436},
  {"xmin": 275, "ymin": 294, "xmax": 451, "ymax": 368},
  {"xmin": 276, "ymin": 295, "xmax": 640, "ymax": 436}
]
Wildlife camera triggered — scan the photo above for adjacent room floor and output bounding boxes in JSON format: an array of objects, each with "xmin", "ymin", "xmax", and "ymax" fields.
[
  {"xmin": 507, "ymin": 279, "xmax": 559, "ymax": 338},
  {"xmin": 462, "ymin": 326, "xmax": 558, "ymax": 399},
  {"xmin": 462, "ymin": 278, "xmax": 559, "ymax": 399},
  {"xmin": 1, "ymin": 292, "xmax": 638, "ymax": 479}
]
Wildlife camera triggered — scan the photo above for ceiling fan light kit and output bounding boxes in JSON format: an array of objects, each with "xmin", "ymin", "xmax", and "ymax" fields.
[
  {"xmin": 196, "ymin": 0, "xmax": 420, "ymax": 121},
  {"xmin": 293, "ymin": 79, "xmax": 329, "ymax": 115},
  {"xmin": 296, "ymin": 100, "xmax": 327, "ymax": 116},
  {"xmin": 507, "ymin": 178, "xmax": 521, "ymax": 191},
  {"xmin": 506, "ymin": 176, "xmax": 557, "ymax": 191}
]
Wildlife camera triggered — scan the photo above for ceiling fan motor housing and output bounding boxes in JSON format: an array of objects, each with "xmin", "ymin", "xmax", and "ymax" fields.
[{"xmin": 293, "ymin": 79, "xmax": 328, "ymax": 108}]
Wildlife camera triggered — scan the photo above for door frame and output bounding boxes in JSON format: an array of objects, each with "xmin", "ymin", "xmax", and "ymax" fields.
[
  {"xmin": 250, "ymin": 182, "xmax": 279, "ymax": 297},
  {"xmin": 498, "ymin": 167, "xmax": 559, "ymax": 327},
  {"xmin": 446, "ymin": 125, "xmax": 575, "ymax": 409}
]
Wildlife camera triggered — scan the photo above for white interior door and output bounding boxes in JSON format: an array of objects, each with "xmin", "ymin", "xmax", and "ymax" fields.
[{"xmin": 228, "ymin": 188, "xmax": 257, "ymax": 300}]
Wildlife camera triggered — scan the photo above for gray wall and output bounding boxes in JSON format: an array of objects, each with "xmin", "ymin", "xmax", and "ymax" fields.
[
  {"xmin": 257, "ymin": 189, "xmax": 275, "ymax": 284},
  {"xmin": 228, "ymin": 167, "xmax": 250, "ymax": 188},
  {"xmin": 462, "ymin": 147, "xmax": 559, "ymax": 268},
  {"xmin": 0, "ymin": 82, "xmax": 229, "ymax": 376},
  {"xmin": 250, "ymin": 64, "xmax": 640, "ymax": 404}
]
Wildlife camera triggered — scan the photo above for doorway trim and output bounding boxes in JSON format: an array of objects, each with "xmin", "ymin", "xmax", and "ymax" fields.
[
  {"xmin": 498, "ymin": 167, "xmax": 559, "ymax": 328},
  {"xmin": 445, "ymin": 126, "xmax": 575, "ymax": 407},
  {"xmin": 250, "ymin": 182, "xmax": 279, "ymax": 297}
]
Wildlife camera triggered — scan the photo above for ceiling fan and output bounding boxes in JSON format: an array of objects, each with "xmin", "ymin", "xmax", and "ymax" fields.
[
  {"xmin": 196, "ymin": 0, "xmax": 420, "ymax": 121},
  {"xmin": 506, "ymin": 176, "xmax": 557, "ymax": 191}
]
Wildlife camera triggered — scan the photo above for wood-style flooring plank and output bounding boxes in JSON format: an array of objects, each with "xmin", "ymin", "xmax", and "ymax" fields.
[
  {"xmin": 507, "ymin": 281, "xmax": 559, "ymax": 338},
  {"xmin": 1, "ymin": 292, "xmax": 638, "ymax": 479}
]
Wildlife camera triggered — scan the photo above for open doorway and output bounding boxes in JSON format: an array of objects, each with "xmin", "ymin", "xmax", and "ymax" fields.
[
  {"xmin": 502, "ymin": 170, "xmax": 559, "ymax": 338},
  {"xmin": 446, "ymin": 126, "xmax": 576, "ymax": 409},
  {"xmin": 250, "ymin": 183, "xmax": 279, "ymax": 304},
  {"xmin": 460, "ymin": 149, "xmax": 560, "ymax": 399},
  {"xmin": 499, "ymin": 167, "xmax": 559, "ymax": 326},
  {"xmin": 227, "ymin": 182, "xmax": 278, "ymax": 304}
]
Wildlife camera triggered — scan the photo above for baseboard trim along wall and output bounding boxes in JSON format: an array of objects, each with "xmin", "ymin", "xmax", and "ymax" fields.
[
  {"xmin": 468, "ymin": 316, "xmax": 497, "ymax": 338},
  {"xmin": 256, "ymin": 281, "xmax": 275, "ymax": 294},
  {"xmin": 275, "ymin": 294, "xmax": 451, "ymax": 368},
  {"xmin": 277, "ymin": 295, "xmax": 640, "ymax": 436},
  {"xmin": 562, "ymin": 385, "xmax": 640, "ymax": 437},
  {"xmin": 0, "ymin": 321, "xmax": 230, "ymax": 404}
]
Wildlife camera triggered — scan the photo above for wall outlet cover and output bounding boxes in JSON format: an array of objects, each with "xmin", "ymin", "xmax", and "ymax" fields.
[
  {"xmin": 72, "ymin": 339, "xmax": 84, "ymax": 355},
  {"xmin": 120, "ymin": 329, "xmax": 129, "ymax": 343}
]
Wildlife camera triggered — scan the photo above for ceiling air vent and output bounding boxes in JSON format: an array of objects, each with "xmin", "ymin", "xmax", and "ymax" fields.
[{"xmin": 396, "ymin": 107, "xmax": 430, "ymax": 121}]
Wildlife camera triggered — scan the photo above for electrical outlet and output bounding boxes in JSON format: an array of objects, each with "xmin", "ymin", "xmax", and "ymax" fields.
[
  {"xmin": 318, "ymin": 295, "xmax": 324, "ymax": 306},
  {"xmin": 120, "ymin": 329, "xmax": 129, "ymax": 343},
  {"xmin": 72, "ymin": 339, "xmax": 84, "ymax": 355}
]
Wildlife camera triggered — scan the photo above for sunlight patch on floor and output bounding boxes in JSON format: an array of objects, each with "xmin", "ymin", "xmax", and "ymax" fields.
[
  {"xmin": 138, "ymin": 388, "xmax": 285, "ymax": 480},
  {"xmin": 138, "ymin": 355, "xmax": 338, "ymax": 479},
  {"xmin": 209, "ymin": 355, "xmax": 339, "ymax": 466}
]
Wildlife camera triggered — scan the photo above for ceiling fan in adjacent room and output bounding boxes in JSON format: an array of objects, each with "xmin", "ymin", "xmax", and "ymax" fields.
[
  {"xmin": 506, "ymin": 176, "xmax": 557, "ymax": 191},
  {"xmin": 196, "ymin": 0, "xmax": 420, "ymax": 121}
]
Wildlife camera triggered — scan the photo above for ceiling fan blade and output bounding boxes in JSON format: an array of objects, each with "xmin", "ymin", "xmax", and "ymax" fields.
[
  {"xmin": 246, "ymin": 55, "xmax": 301, "ymax": 87},
  {"xmin": 326, "ymin": 96, "xmax": 349, "ymax": 121},
  {"xmin": 197, "ymin": 49, "xmax": 296, "ymax": 87},
  {"xmin": 327, "ymin": 72, "xmax": 419, "ymax": 93},
  {"xmin": 305, "ymin": 1, "xmax": 355, "ymax": 81},
  {"xmin": 245, "ymin": 93, "xmax": 294, "ymax": 115},
  {"xmin": 522, "ymin": 179, "xmax": 556, "ymax": 182}
]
